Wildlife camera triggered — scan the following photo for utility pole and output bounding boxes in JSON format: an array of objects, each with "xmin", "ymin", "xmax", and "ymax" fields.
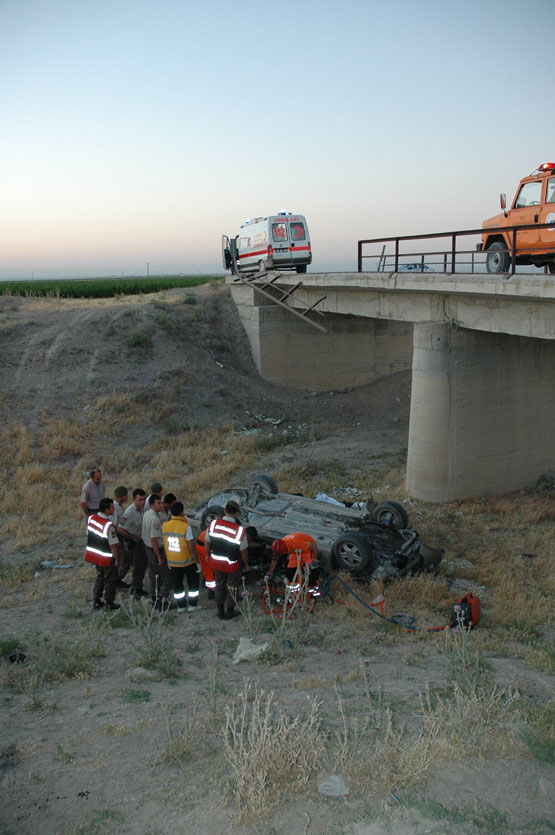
[{"xmin": 146, "ymin": 262, "xmax": 150, "ymax": 278}]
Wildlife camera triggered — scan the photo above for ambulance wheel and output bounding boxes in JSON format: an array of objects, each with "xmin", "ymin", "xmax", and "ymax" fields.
[
  {"xmin": 201, "ymin": 504, "xmax": 225, "ymax": 529},
  {"xmin": 296, "ymin": 265, "xmax": 307, "ymax": 274},
  {"xmin": 486, "ymin": 241, "xmax": 510, "ymax": 274},
  {"xmin": 258, "ymin": 260, "xmax": 266, "ymax": 274},
  {"xmin": 372, "ymin": 500, "xmax": 409, "ymax": 529},
  {"xmin": 333, "ymin": 533, "xmax": 377, "ymax": 577}
]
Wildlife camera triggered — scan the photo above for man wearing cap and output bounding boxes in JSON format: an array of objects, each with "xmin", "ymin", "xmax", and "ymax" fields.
[
  {"xmin": 204, "ymin": 500, "xmax": 249, "ymax": 620},
  {"xmin": 80, "ymin": 467, "xmax": 106, "ymax": 517},
  {"xmin": 266, "ymin": 532, "xmax": 321, "ymax": 598}
]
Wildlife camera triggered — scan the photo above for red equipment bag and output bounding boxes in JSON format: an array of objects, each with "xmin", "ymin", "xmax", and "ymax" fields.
[{"xmin": 450, "ymin": 592, "xmax": 481, "ymax": 629}]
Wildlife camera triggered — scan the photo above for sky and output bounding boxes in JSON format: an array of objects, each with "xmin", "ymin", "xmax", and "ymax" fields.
[{"xmin": 1, "ymin": 0, "xmax": 554, "ymax": 278}]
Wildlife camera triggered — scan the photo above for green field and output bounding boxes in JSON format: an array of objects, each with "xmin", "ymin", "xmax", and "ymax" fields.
[{"xmin": 0, "ymin": 274, "xmax": 224, "ymax": 299}]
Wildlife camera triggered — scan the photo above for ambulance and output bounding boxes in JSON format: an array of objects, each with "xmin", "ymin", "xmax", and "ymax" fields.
[{"xmin": 222, "ymin": 213, "xmax": 312, "ymax": 275}]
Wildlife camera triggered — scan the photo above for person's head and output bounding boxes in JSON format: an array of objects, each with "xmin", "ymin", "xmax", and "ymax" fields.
[
  {"xmin": 99, "ymin": 497, "xmax": 114, "ymax": 515},
  {"xmin": 132, "ymin": 488, "xmax": 146, "ymax": 510},
  {"xmin": 246, "ymin": 526, "xmax": 259, "ymax": 542},
  {"xmin": 225, "ymin": 499, "xmax": 240, "ymax": 518},
  {"xmin": 114, "ymin": 486, "xmax": 128, "ymax": 505},
  {"xmin": 170, "ymin": 501, "xmax": 184, "ymax": 518},
  {"xmin": 149, "ymin": 493, "xmax": 162, "ymax": 513},
  {"xmin": 163, "ymin": 492, "xmax": 176, "ymax": 509},
  {"xmin": 271, "ymin": 538, "xmax": 288, "ymax": 559},
  {"xmin": 150, "ymin": 482, "xmax": 163, "ymax": 495},
  {"xmin": 90, "ymin": 468, "xmax": 102, "ymax": 485}
]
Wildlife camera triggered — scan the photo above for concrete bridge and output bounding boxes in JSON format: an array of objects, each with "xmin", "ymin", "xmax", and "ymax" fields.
[{"xmin": 230, "ymin": 272, "xmax": 555, "ymax": 502}]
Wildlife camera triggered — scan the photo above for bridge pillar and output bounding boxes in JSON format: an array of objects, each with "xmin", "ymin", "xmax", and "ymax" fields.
[
  {"xmin": 406, "ymin": 322, "xmax": 555, "ymax": 501},
  {"xmin": 231, "ymin": 283, "xmax": 412, "ymax": 391}
]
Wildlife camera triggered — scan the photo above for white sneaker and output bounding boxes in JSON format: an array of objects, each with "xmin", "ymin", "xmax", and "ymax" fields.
[
  {"xmin": 187, "ymin": 604, "xmax": 203, "ymax": 613},
  {"xmin": 177, "ymin": 606, "xmax": 187, "ymax": 613}
]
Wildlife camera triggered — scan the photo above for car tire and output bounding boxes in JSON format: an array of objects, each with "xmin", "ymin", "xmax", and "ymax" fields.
[
  {"xmin": 333, "ymin": 532, "xmax": 377, "ymax": 577},
  {"xmin": 201, "ymin": 504, "xmax": 225, "ymax": 529},
  {"xmin": 296, "ymin": 265, "xmax": 307, "ymax": 274},
  {"xmin": 247, "ymin": 474, "xmax": 278, "ymax": 505},
  {"xmin": 372, "ymin": 500, "xmax": 409, "ymax": 529},
  {"xmin": 486, "ymin": 241, "xmax": 510, "ymax": 274}
]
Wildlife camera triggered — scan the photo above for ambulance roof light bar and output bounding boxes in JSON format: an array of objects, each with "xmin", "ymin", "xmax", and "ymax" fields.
[{"xmin": 539, "ymin": 162, "xmax": 555, "ymax": 171}]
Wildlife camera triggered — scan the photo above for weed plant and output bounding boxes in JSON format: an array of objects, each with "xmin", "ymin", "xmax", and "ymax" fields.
[
  {"xmin": 160, "ymin": 700, "xmax": 200, "ymax": 763},
  {"xmin": 120, "ymin": 599, "xmax": 181, "ymax": 679},
  {"xmin": 0, "ymin": 275, "xmax": 222, "ymax": 299}
]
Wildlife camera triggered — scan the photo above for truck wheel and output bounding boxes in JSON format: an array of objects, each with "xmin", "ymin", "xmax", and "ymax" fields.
[
  {"xmin": 548, "ymin": 263, "xmax": 555, "ymax": 274},
  {"xmin": 486, "ymin": 241, "xmax": 510, "ymax": 274}
]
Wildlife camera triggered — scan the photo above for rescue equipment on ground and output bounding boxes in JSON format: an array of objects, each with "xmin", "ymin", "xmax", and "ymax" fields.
[{"xmin": 449, "ymin": 592, "xmax": 481, "ymax": 630}]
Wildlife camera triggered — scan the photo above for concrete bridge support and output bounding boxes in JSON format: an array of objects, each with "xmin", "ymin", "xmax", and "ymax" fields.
[
  {"xmin": 231, "ymin": 284, "xmax": 412, "ymax": 390},
  {"xmin": 406, "ymin": 322, "xmax": 555, "ymax": 501}
]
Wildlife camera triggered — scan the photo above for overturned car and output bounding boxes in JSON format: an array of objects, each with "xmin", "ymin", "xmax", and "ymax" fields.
[{"xmin": 186, "ymin": 474, "xmax": 443, "ymax": 581}]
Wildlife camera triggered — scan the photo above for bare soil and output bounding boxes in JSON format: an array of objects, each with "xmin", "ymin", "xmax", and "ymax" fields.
[{"xmin": 0, "ymin": 284, "xmax": 553, "ymax": 835}]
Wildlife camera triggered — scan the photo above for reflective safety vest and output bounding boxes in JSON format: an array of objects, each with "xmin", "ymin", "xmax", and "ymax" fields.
[
  {"xmin": 162, "ymin": 517, "xmax": 195, "ymax": 569},
  {"xmin": 282, "ymin": 532, "xmax": 316, "ymax": 570},
  {"xmin": 85, "ymin": 514, "xmax": 116, "ymax": 567},
  {"xmin": 208, "ymin": 518, "xmax": 245, "ymax": 574}
]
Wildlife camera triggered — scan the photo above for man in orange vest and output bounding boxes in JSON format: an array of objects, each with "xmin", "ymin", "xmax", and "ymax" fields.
[
  {"xmin": 266, "ymin": 532, "xmax": 321, "ymax": 598},
  {"xmin": 204, "ymin": 500, "xmax": 249, "ymax": 620},
  {"xmin": 85, "ymin": 497, "xmax": 121, "ymax": 611}
]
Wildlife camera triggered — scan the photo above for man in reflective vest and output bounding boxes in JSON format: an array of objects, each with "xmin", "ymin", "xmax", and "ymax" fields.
[
  {"xmin": 195, "ymin": 528, "xmax": 216, "ymax": 599},
  {"xmin": 205, "ymin": 500, "xmax": 249, "ymax": 620},
  {"xmin": 162, "ymin": 501, "xmax": 202, "ymax": 613},
  {"xmin": 85, "ymin": 497, "xmax": 121, "ymax": 611},
  {"xmin": 265, "ymin": 532, "xmax": 321, "ymax": 598}
]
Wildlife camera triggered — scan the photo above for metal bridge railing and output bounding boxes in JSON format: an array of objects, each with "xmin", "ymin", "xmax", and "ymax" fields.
[{"xmin": 357, "ymin": 222, "xmax": 555, "ymax": 275}]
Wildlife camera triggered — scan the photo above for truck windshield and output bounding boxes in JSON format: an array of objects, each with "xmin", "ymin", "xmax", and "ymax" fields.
[
  {"xmin": 290, "ymin": 222, "xmax": 306, "ymax": 241},
  {"xmin": 272, "ymin": 223, "xmax": 288, "ymax": 242}
]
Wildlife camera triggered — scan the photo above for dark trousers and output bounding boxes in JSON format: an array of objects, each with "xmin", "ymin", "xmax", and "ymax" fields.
[
  {"xmin": 93, "ymin": 562, "xmax": 118, "ymax": 604},
  {"xmin": 145, "ymin": 545, "xmax": 171, "ymax": 600},
  {"xmin": 214, "ymin": 566, "xmax": 242, "ymax": 610},
  {"xmin": 169, "ymin": 563, "xmax": 200, "ymax": 606},
  {"xmin": 120, "ymin": 540, "xmax": 147, "ymax": 590}
]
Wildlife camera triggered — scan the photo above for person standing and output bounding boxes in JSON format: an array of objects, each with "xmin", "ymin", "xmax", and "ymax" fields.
[
  {"xmin": 142, "ymin": 494, "xmax": 172, "ymax": 607},
  {"xmin": 80, "ymin": 467, "xmax": 105, "ymax": 517},
  {"xmin": 85, "ymin": 497, "xmax": 120, "ymax": 611},
  {"xmin": 195, "ymin": 528, "xmax": 216, "ymax": 599},
  {"xmin": 204, "ymin": 500, "xmax": 249, "ymax": 620},
  {"xmin": 162, "ymin": 502, "xmax": 201, "ymax": 612},
  {"xmin": 118, "ymin": 488, "xmax": 148, "ymax": 598}
]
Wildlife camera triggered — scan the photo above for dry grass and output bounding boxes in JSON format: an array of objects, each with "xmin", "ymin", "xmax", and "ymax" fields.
[{"xmin": 223, "ymin": 680, "xmax": 325, "ymax": 819}]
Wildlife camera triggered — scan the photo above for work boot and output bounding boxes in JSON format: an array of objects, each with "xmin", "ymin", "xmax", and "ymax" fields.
[
  {"xmin": 217, "ymin": 606, "xmax": 226, "ymax": 620},
  {"xmin": 116, "ymin": 579, "xmax": 131, "ymax": 589},
  {"xmin": 225, "ymin": 608, "xmax": 240, "ymax": 620},
  {"xmin": 93, "ymin": 598, "xmax": 104, "ymax": 610},
  {"xmin": 105, "ymin": 602, "xmax": 120, "ymax": 611},
  {"xmin": 208, "ymin": 590, "xmax": 215, "ymax": 600}
]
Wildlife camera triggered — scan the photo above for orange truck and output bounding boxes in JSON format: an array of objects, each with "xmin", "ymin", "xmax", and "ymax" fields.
[{"xmin": 481, "ymin": 161, "xmax": 555, "ymax": 274}]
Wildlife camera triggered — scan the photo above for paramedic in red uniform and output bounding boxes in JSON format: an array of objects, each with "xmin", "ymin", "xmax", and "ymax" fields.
[
  {"xmin": 195, "ymin": 528, "xmax": 216, "ymax": 599},
  {"xmin": 204, "ymin": 500, "xmax": 249, "ymax": 620},
  {"xmin": 85, "ymin": 497, "xmax": 121, "ymax": 611},
  {"xmin": 266, "ymin": 532, "xmax": 320, "ymax": 598}
]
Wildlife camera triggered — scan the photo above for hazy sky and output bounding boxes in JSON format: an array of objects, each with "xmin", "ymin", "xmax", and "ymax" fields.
[{"xmin": 1, "ymin": 0, "xmax": 554, "ymax": 277}]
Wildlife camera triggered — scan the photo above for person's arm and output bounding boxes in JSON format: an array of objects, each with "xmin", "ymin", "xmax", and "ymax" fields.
[
  {"xmin": 80, "ymin": 501, "xmax": 89, "ymax": 516},
  {"xmin": 240, "ymin": 546, "xmax": 250, "ymax": 572},
  {"xmin": 151, "ymin": 537, "xmax": 164, "ymax": 565},
  {"xmin": 266, "ymin": 554, "xmax": 278, "ymax": 577},
  {"xmin": 110, "ymin": 542, "xmax": 120, "ymax": 567},
  {"xmin": 118, "ymin": 525, "xmax": 140, "ymax": 543}
]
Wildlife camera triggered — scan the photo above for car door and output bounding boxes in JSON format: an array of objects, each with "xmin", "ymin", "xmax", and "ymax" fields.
[
  {"xmin": 270, "ymin": 218, "xmax": 292, "ymax": 266},
  {"xmin": 288, "ymin": 218, "xmax": 309, "ymax": 261},
  {"xmin": 509, "ymin": 180, "xmax": 542, "ymax": 254}
]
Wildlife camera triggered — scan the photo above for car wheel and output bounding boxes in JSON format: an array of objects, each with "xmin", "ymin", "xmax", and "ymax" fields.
[
  {"xmin": 372, "ymin": 500, "xmax": 409, "ymax": 529},
  {"xmin": 200, "ymin": 504, "xmax": 225, "ymax": 529},
  {"xmin": 333, "ymin": 533, "xmax": 377, "ymax": 577},
  {"xmin": 247, "ymin": 474, "xmax": 278, "ymax": 505},
  {"xmin": 486, "ymin": 241, "xmax": 510, "ymax": 274},
  {"xmin": 296, "ymin": 265, "xmax": 307, "ymax": 274}
]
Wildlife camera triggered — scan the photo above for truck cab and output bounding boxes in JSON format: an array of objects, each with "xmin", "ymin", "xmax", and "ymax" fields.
[{"xmin": 481, "ymin": 162, "xmax": 555, "ymax": 274}]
